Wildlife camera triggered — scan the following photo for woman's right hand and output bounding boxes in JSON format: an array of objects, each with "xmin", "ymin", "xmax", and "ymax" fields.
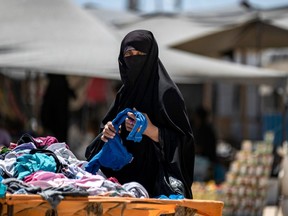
[{"xmin": 101, "ymin": 121, "xmax": 116, "ymax": 142}]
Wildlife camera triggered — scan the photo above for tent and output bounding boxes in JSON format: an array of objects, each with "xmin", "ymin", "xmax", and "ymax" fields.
[
  {"xmin": 0, "ymin": 2, "xmax": 286, "ymax": 85},
  {"xmin": 158, "ymin": 48, "xmax": 285, "ymax": 85},
  {"xmin": 183, "ymin": 3, "xmax": 288, "ymax": 26},
  {"xmin": 170, "ymin": 17, "xmax": 288, "ymax": 58},
  {"xmin": 0, "ymin": 0, "xmax": 119, "ymax": 79},
  {"xmin": 112, "ymin": 13, "xmax": 287, "ymax": 85}
]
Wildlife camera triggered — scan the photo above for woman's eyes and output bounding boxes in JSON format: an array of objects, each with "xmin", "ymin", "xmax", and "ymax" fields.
[{"xmin": 124, "ymin": 51, "xmax": 147, "ymax": 57}]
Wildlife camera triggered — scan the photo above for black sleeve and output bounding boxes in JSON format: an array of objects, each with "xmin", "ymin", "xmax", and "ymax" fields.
[
  {"xmin": 157, "ymin": 88, "xmax": 195, "ymax": 198},
  {"xmin": 85, "ymin": 133, "xmax": 105, "ymax": 161}
]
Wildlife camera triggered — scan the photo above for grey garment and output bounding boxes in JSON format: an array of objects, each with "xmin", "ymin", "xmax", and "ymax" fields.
[
  {"xmin": 46, "ymin": 143, "xmax": 85, "ymax": 166},
  {"xmin": 1, "ymin": 143, "xmax": 37, "ymax": 177},
  {"xmin": 122, "ymin": 181, "xmax": 149, "ymax": 198},
  {"xmin": 2, "ymin": 178, "xmax": 42, "ymax": 194},
  {"xmin": 40, "ymin": 190, "xmax": 64, "ymax": 209},
  {"xmin": 0, "ymin": 155, "xmax": 16, "ymax": 177},
  {"xmin": 0, "ymin": 129, "xmax": 11, "ymax": 147},
  {"xmin": 46, "ymin": 143, "xmax": 94, "ymax": 179},
  {"xmin": 39, "ymin": 185, "xmax": 89, "ymax": 209}
]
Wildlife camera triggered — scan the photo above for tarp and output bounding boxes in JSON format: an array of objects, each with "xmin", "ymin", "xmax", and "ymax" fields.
[
  {"xmin": 0, "ymin": 0, "xmax": 119, "ymax": 79},
  {"xmin": 115, "ymin": 14, "xmax": 217, "ymax": 48},
  {"xmin": 170, "ymin": 18, "xmax": 288, "ymax": 57},
  {"xmin": 113, "ymin": 14, "xmax": 287, "ymax": 85},
  {"xmin": 184, "ymin": 4, "xmax": 288, "ymax": 27},
  {"xmin": 0, "ymin": 2, "xmax": 286, "ymax": 85},
  {"xmin": 159, "ymin": 48, "xmax": 286, "ymax": 85}
]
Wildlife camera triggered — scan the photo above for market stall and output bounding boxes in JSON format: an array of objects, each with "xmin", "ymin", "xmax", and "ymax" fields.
[{"xmin": 0, "ymin": 132, "xmax": 224, "ymax": 216}]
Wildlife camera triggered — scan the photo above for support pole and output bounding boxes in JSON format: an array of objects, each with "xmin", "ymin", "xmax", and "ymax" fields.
[{"xmin": 282, "ymin": 77, "xmax": 288, "ymax": 145}]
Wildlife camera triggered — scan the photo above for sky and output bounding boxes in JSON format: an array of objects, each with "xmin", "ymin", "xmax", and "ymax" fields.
[{"xmin": 74, "ymin": 0, "xmax": 288, "ymax": 12}]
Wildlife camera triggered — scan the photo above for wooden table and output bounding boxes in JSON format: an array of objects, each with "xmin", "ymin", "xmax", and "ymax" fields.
[{"xmin": 0, "ymin": 194, "xmax": 224, "ymax": 216}]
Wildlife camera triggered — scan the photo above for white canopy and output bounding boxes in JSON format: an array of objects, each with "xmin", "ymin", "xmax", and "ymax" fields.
[
  {"xmin": 159, "ymin": 48, "xmax": 286, "ymax": 85},
  {"xmin": 115, "ymin": 14, "xmax": 217, "ymax": 48},
  {"xmin": 113, "ymin": 13, "xmax": 286, "ymax": 85},
  {"xmin": 0, "ymin": 0, "xmax": 119, "ymax": 79},
  {"xmin": 0, "ymin": 2, "xmax": 286, "ymax": 85},
  {"xmin": 170, "ymin": 18, "xmax": 288, "ymax": 56}
]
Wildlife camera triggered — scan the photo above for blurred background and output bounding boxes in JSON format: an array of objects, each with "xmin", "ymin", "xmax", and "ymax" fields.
[{"xmin": 1, "ymin": 0, "xmax": 288, "ymax": 215}]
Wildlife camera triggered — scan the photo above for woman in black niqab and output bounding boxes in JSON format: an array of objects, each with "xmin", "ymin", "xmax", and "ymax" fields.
[{"xmin": 88, "ymin": 30, "xmax": 195, "ymax": 198}]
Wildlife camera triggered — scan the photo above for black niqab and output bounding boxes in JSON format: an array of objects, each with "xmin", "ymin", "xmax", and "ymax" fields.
[{"xmin": 100, "ymin": 30, "xmax": 195, "ymax": 198}]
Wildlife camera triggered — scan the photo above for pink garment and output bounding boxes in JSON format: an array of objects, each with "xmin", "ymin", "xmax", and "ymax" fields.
[
  {"xmin": 74, "ymin": 175, "xmax": 105, "ymax": 188},
  {"xmin": 24, "ymin": 170, "xmax": 67, "ymax": 183},
  {"xmin": 108, "ymin": 177, "xmax": 121, "ymax": 185},
  {"xmin": 8, "ymin": 143, "xmax": 17, "ymax": 150},
  {"xmin": 25, "ymin": 171, "xmax": 68, "ymax": 188},
  {"xmin": 33, "ymin": 136, "xmax": 59, "ymax": 148},
  {"xmin": 26, "ymin": 171, "xmax": 105, "ymax": 189}
]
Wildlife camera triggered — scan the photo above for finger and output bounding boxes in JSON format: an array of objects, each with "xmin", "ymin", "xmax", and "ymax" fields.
[
  {"xmin": 125, "ymin": 120, "xmax": 133, "ymax": 129},
  {"xmin": 129, "ymin": 119, "xmax": 135, "ymax": 125},
  {"xmin": 103, "ymin": 124, "xmax": 115, "ymax": 138},
  {"xmin": 127, "ymin": 112, "xmax": 136, "ymax": 121},
  {"xmin": 125, "ymin": 121, "xmax": 133, "ymax": 132},
  {"xmin": 104, "ymin": 129, "xmax": 115, "ymax": 138},
  {"xmin": 125, "ymin": 117, "xmax": 131, "ymax": 124},
  {"xmin": 107, "ymin": 122, "xmax": 116, "ymax": 133},
  {"xmin": 101, "ymin": 134, "xmax": 108, "ymax": 142}
]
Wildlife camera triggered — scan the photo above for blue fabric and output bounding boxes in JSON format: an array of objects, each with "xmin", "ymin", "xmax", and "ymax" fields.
[
  {"xmin": 127, "ymin": 110, "xmax": 147, "ymax": 142},
  {"xmin": 85, "ymin": 108, "xmax": 147, "ymax": 174},
  {"xmin": 14, "ymin": 153, "xmax": 57, "ymax": 180},
  {"xmin": 156, "ymin": 194, "xmax": 184, "ymax": 199},
  {"xmin": 0, "ymin": 183, "xmax": 7, "ymax": 198}
]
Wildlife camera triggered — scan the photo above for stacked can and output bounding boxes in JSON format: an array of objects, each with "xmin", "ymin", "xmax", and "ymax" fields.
[{"xmin": 221, "ymin": 132, "xmax": 274, "ymax": 216}]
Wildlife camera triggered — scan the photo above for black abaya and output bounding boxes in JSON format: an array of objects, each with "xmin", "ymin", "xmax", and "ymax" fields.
[{"xmin": 88, "ymin": 30, "xmax": 195, "ymax": 198}]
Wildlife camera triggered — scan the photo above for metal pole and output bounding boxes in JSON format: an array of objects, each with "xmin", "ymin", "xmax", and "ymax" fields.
[{"xmin": 282, "ymin": 77, "xmax": 288, "ymax": 145}]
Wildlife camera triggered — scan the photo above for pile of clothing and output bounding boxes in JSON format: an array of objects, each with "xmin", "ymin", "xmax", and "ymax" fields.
[{"xmin": 0, "ymin": 132, "xmax": 149, "ymax": 209}]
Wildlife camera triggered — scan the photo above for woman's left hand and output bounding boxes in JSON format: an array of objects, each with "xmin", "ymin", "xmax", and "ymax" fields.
[
  {"xmin": 125, "ymin": 109, "xmax": 159, "ymax": 142},
  {"xmin": 125, "ymin": 112, "xmax": 136, "ymax": 132}
]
